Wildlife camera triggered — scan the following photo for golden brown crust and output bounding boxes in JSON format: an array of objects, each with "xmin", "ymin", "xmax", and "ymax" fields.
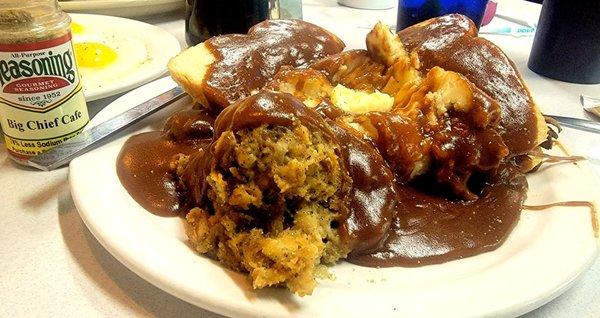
[
  {"xmin": 169, "ymin": 20, "xmax": 345, "ymax": 110},
  {"xmin": 167, "ymin": 43, "xmax": 215, "ymax": 105}
]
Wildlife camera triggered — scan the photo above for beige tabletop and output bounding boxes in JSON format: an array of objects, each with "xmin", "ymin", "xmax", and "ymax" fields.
[{"xmin": 1, "ymin": 1, "xmax": 599, "ymax": 317}]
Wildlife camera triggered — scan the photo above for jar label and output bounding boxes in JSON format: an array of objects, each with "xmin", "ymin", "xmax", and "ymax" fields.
[{"xmin": 0, "ymin": 33, "xmax": 89, "ymax": 161}]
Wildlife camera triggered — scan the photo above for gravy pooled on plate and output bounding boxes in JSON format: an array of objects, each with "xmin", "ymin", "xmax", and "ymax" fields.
[{"xmin": 117, "ymin": 16, "xmax": 551, "ymax": 296}]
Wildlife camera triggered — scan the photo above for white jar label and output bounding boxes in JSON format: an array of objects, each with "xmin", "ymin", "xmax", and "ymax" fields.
[{"xmin": 0, "ymin": 33, "xmax": 89, "ymax": 161}]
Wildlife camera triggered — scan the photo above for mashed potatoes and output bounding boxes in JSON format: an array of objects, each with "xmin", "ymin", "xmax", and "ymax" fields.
[{"xmin": 330, "ymin": 84, "xmax": 394, "ymax": 113}]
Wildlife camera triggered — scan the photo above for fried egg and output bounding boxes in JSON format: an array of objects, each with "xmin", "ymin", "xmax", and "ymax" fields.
[{"xmin": 71, "ymin": 21, "xmax": 151, "ymax": 96}]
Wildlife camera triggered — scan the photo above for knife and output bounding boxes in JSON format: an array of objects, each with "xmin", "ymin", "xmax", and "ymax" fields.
[
  {"xmin": 26, "ymin": 90, "xmax": 600, "ymax": 171},
  {"xmin": 27, "ymin": 86, "xmax": 185, "ymax": 171},
  {"xmin": 581, "ymin": 95, "xmax": 600, "ymax": 118},
  {"xmin": 549, "ymin": 115, "xmax": 600, "ymax": 134}
]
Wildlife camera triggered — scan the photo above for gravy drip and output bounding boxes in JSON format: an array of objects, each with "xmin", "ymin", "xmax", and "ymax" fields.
[
  {"xmin": 329, "ymin": 123, "xmax": 398, "ymax": 254},
  {"xmin": 117, "ymin": 91, "xmax": 529, "ymax": 267},
  {"xmin": 524, "ymin": 201, "xmax": 598, "ymax": 238},
  {"xmin": 530, "ymin": 153, "xmax": 586, "ymax": 163}
]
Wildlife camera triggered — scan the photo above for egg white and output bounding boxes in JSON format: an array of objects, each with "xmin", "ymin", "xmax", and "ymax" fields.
[{"xmin": 72, "ymin": 22, "xmax": 151, "ymax": 95}]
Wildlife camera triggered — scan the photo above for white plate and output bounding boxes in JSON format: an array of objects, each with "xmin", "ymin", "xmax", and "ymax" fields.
[
  {"xmin": 70, "ymin": 76, "xmax": 600, "ymax": 318},
  {"xmin": 60, "ymin": 0, "xmax": 184, "ymax": 18},
  {"xmin": 69, "ymin": 14, "xmax": 180, "ymax": 101}
]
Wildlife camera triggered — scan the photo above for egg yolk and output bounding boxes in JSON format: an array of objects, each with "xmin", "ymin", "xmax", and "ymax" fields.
[
  {"xmin": 74, "ymin": 42, "xmax": 117, "ymax": 68},
  {"xmin": 71, "ymin": 22, "xmax": 84, "ymax": 34}
]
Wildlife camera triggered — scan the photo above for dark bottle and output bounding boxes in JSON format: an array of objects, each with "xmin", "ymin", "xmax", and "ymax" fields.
[
  {"xmin": 528, "ymin": 0, "xmax": 600, "ymax": 84},
  {"xmin": 185, "ymin": 0, "xmax": 274, "ymax": 46}
]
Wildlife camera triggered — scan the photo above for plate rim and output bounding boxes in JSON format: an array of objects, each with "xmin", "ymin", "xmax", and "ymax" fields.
[
  {"xmin": 69, "ymin": 13, "xmax": 181, "ymax": 101},
  {"xmin": 60, "ymin": 0, "xmax": 184, "ymax": 13},
  {"xmin": 70, "ymin": 77, "xmax": 600, "ymax": 318}
]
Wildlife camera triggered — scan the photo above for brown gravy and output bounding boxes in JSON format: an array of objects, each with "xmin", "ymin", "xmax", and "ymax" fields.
[
  {"xmin": 531, "ymin": 153, "xmax": 586, "ymax": 163},
  {"xmin": 116, "ymin": 108, "xmax": 216, "ymax": 216},
  {"xmin": 116, "ymin": 132, "xmax": 197, "ymax": 216},
  {"xmin": 117, "ymin": 91, "xmax": 529, "ymax": 267},
  {"xmin": 350, "ymin": 165, "xmax": 527, "ymax": 267},
  {"xmin": 204, "ymin": 20, "xmax": 345, "ymax": 109}
]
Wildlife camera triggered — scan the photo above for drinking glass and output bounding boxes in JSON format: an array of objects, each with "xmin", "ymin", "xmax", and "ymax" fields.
[
  {"xmin": 528, "ymin": 0, "xmax": 600, "ymax": 84},
  {"xmin": 396, "ymin": 0, "xmax": 489, "ymax": 31}
]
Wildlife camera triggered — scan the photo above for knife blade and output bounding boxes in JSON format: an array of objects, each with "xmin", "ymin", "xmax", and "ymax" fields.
[
  {"xmin": 28, "ymin": 86, "xmax": 185, "ymax": 171},
  {"xmin": 549, "ymin": 115, "xmax": 600, "ymax": 134}
]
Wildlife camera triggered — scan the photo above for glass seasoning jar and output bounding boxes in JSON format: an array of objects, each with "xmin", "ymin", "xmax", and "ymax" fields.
[{"xmin": 0, "ymin": 0, "xmax": 89, "ymax": 165}]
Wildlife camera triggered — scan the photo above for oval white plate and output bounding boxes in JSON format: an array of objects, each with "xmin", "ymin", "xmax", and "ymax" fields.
[
  {"xmin": 69, "ymin": 14, "xmax": 180, "ymax": 101},
  {"xmin": 70, "ymin": 77, "xmax": 599, "ymax": 318},
  {"xmin": 60, "ymin": 0, "xmax": 184, "ymax": 18}
]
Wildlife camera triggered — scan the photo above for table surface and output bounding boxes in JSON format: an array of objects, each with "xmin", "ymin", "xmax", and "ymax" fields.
[{"xmin": 1, "ymin": 0, "xmax": 599, "ymax": 317}]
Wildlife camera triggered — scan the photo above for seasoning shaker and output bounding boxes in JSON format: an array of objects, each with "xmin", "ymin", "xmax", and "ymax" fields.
[{"xmin": 0, "ymin": 0, "xmax": 89, "ymax": 165}]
